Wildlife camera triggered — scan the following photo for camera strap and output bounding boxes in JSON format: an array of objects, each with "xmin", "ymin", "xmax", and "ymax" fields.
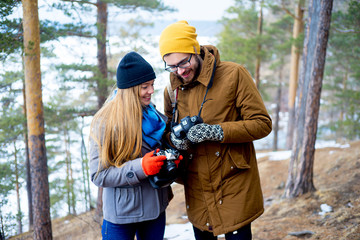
[
  {"xmin": 197, "ymin": 57, "xmax": 216, "ymax": 118},
  {"xmin": 167, "ymin": 82, "xmax": 179, "ymax": 123}
]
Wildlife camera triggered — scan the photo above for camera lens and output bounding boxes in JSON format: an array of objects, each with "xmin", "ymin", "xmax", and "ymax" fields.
[
  {"xmin": 173, "ymin": 124, "xmax": 186, "ymax": 139},
  {"xmin": 165, "ymin": 160, "xmax": 177, "ymax": 173}
]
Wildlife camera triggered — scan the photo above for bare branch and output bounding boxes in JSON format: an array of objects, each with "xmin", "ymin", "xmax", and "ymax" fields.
[
  {"xmin": 280, "ymin": 0, "xmax": 305, "ymax": 22},
  {"xmin": 280, "ymin": 0, "xmax": 296, "ymax": 18},
  {"xmin": 333, "ymin": 28, "xmax": 360, "ymax": 34}
]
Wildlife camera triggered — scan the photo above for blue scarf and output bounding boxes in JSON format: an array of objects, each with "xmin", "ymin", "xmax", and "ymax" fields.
[{"xmin": 142, "ymin": 104, "xmax": 166, "ymax": 148}]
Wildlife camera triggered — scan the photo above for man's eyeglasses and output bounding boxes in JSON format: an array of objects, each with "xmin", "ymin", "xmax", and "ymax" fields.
[{"xmin": 164, "ymin": 54, "xmax": 192, "ymax": 72}]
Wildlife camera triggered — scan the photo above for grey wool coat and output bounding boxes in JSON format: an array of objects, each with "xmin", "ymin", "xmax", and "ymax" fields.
[{"xmin": 89, "ymin": 109, "xmax": 172, "ymax": 224}]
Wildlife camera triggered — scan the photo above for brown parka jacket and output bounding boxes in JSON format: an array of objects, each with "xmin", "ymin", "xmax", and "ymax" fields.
[{"xmin": 163, "ymin": 45, "xmax": 272, "ymax": 236}]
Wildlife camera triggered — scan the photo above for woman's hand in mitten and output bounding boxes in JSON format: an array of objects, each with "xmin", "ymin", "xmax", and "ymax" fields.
[
  {"xmin": 174, "ymin": 155, "xmax": 183, "ymax": 168},
  {"xmin": 187, "ymin": 123, "xmax": 224, "ymax": 143},
  {"xmin": 170, "ymin": 132, "xmax": 191, "ymax": 150},
  {"xmin": 142, "ymin": 149, "xmax": 167, "ymax": 176}
]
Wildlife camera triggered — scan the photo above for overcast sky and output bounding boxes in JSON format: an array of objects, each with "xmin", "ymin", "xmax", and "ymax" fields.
[
  {"xmin": 161, "ymin": 0, "xmax": 234, "ymax": 21},
  {"xmin": 9, "ymin": 0, "xmax": 235, "ymax": 23}
]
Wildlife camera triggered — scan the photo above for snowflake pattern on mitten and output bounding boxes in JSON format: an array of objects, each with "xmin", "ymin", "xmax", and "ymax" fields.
[
  {"xmin": 187, "ymin": 123, "xmax": 224, "ymax": 143},
  {"xmin": 170, "ymin": 132, "xmax": 191, "ymax": 150}
]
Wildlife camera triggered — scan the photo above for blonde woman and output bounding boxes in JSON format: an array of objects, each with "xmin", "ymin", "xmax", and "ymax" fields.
[{"xmin": 89, "ymin": 52, "xmax": 182, "ymax": 240}]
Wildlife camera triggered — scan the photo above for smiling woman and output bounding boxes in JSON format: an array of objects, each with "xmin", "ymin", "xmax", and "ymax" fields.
[
  {"xmin": 88, "ymin": 51, "xmax": 183, "ymax": 240},
  {"xmin": 140, "ymin": 80, "xmax": 155, "ymax": 106}
]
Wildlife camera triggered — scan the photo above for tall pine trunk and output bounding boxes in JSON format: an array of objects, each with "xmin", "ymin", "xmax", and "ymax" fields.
[
  {"xmin": 284, "ymin": 0, "xmax": 333, "ymax": 198},
  {"xmin": 273, "ymin": 67, "xmax": 283, "ymax": 151},
  {"xmin": 96, "ymin": 0, "xmax": 108, "ymax": 109},
  {"xmin": 255, "ymin": 2, "xmax": 263, "ymax": 89},
  {"xmin": 22, "ymin": 0, "xmax": 52, "ymax": 238},
  {"xmin": 21, "ymin": 69, "xmax": 33, "ymax": 229},
  {"xmin": 81, "ymin": 117, "xmax": 91, "ymax": 211},
  {"xmin": 286, "ymin": 0, "xmax": 305, "ymax": 149},
  {"xmin": 14, "ymin": 143, "xmax": 23, "ymax": 234},
  {"xmin": 94, "ymin": 0, "xmax": 108, "ymax": 222}
]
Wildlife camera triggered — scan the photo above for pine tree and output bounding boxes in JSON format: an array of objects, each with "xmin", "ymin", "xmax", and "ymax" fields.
[
  {"xmin": 284, "ymin": 0, "xmax": 334, "ymax": 198},
  {"xmin": 22, "ymin": 0, "xmax": 52, "ymax": 238}
]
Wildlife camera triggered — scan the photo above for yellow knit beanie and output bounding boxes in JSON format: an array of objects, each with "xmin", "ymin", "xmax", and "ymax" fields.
[{"xmin": 159, "ymin": 20, "xmax": 201, "ymax": 59}]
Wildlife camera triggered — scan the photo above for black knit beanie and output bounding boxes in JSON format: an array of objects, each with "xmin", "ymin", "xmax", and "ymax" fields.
[{"xmin": 116, "ymin": 52, "xmax": 156, "ymax": 89}]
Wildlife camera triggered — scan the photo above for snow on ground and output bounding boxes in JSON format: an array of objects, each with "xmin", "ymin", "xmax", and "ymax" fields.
[
  {"xmin": 164, "ymin": 222, "xmax": 225, "ymax": 240},
  {"xmin": 256, "ymin": 150, "xmax": 292, "ymax": 161},
  {"xmin": 164, "ymin": 222, "xmax": 194, "ymax": 240},
  {"xmin": 256, "ymin": 140, "xmax": 350, "ymax": 162},
  {"xmin": 315, "ymin": 140, "xmax": 350, "ymax": 149}
]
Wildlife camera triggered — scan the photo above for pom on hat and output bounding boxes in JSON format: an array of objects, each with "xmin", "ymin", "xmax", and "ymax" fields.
[
  {"xmin": 159, "ymin": 20, "xmax": 200, "ymax": 59},
  {"xmin": 116, "ymin": 52, "xmax": 156, "ymax": 89}
]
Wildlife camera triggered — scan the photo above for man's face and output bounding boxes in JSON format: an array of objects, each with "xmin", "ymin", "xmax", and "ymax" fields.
[{"xmin": 164, "ymin": 53, "xmax": 200, "ymax": 84}]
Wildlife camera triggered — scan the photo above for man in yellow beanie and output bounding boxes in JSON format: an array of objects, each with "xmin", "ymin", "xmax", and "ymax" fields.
[{"xmin": 159, "ymin": 20, "xmax": 272, "ymax": 240}]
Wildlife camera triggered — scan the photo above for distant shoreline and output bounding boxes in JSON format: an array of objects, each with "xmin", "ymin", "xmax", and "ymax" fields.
[{"xmin": 108, "ymin": 20, "xmax": 223, "ymax": 37}]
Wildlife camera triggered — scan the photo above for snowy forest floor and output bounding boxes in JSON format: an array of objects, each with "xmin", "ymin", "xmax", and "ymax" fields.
[{"xmin": 10, "ymin": 140, "xmax": 360, "ymax": 240}]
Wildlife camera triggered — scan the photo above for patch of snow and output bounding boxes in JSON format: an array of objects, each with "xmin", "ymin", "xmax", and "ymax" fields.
[
  {"xmin": 319, "ymin": 203, "xmax": 333, "ymax": 215},
  {"xmin": 164, "ymin": 222, "xmax": 194, "ymax": 240},
  {"xmin": 315, "ymin": 140, "xmax": 350, "ymax": 149},
  {"xmin": 256, "ymin": 140, "xmax": 351, "ymax": 162},
  {"xmin": 256, "ymin": 150, "xmax": 291, "ymax": 161}
]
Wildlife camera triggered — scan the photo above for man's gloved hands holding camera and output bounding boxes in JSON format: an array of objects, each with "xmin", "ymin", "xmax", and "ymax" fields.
[
  {"xmin": 170, "ymin": 123, "xmax": 224, "ymax": 148},
  {"xmin": 142, "ymin": 149, "xmax": 166, "ymax": 176},
  {"xmin": 187, "ymin": 123, "xmax": 224, "ymax": 143},
  {"xmin": 170, "ymin": 132, "xmax": 192, "ymax": 150}
]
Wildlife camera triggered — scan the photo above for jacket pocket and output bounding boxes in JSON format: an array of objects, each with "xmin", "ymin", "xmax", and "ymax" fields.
[
  {"xmin": 114, "ymin": 185, "xmax": 143, "ymax": 218},
  {"xmin": 228, "ymin": 146, "xmax": 251, "ymax": 169}
]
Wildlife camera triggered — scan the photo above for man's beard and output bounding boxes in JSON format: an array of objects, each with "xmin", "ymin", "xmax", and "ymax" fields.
[{"xmin": 176, "ymin": 55, "xmax": 202, "ymax": 84}]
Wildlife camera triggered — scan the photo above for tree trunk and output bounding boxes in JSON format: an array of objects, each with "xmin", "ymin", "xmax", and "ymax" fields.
[
  {"xmin": 65, "ymin": 130, "xmax": 71, "ymax": 214},
  {"xmin": 273, "ymin": 68, "xmax": 283, "ymax": 151},
  {"xmin": 255, "ymin": 2, "xmax": 263, "ymax": 89},
  {"xmin": 0, "ymin": 213, "xmax": 4, "ymax": 240},
  {"xmin": 286, "ymin": 0, "xmax": 305, "ymax": 150},
  {"xmin": 14, "ymin": 143, "xmax": 23, "ymax": 234},
  {"xmin": 22, "ymin": 0, "xmax": 52, "ymax": 238},
  {"xmin": 94, "ymin": 0, "xmax": 108, "ymax": 222},
  {"xmin": 94, "ymin": 187, "xmax": 103, "ymax": 223},
  {"xmin": 81, "ymin": 117, "xmax": 91, "ymax": 211},
  {"xmin": 339, "ymin": 70, "xmax": 348, "ymax": 121},
  {"xmin": 96, "ymin": 0, "xmax": 108, "ymax": 109},
  {"xmin": 22, "ymin": 72, "xmax": 33, "ymax": 229},
  {"xmin": 69, "ymin": 146, "xmax": 76, "ymax": 215},
  {"xmin": 284, "ymin": 0, "xmax": 333, "ymax": 198}
]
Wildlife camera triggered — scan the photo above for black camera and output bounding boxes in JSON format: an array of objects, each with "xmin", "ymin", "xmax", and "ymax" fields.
[
  {"xmin": 172, "ymin": 115, "xmax": 203, "ymax": 139},
  {"xmin": 149, "ymin": 149, "xmax": 180, "ymax": 189}
]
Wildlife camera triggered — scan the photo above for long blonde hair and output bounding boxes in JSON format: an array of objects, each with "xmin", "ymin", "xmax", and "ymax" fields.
[{"xmin": 90, "ymin": 85, "xmax": 143, "ymax": 169}]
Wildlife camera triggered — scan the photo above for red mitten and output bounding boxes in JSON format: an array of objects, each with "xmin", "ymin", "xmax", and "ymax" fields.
[
  {"xmin": 174, "ymin": 155, "xmax": 183, "ymax": 168},
  {"xmin": 142, "ymin": 149, "xmax": 167, "ymax": 176}
]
